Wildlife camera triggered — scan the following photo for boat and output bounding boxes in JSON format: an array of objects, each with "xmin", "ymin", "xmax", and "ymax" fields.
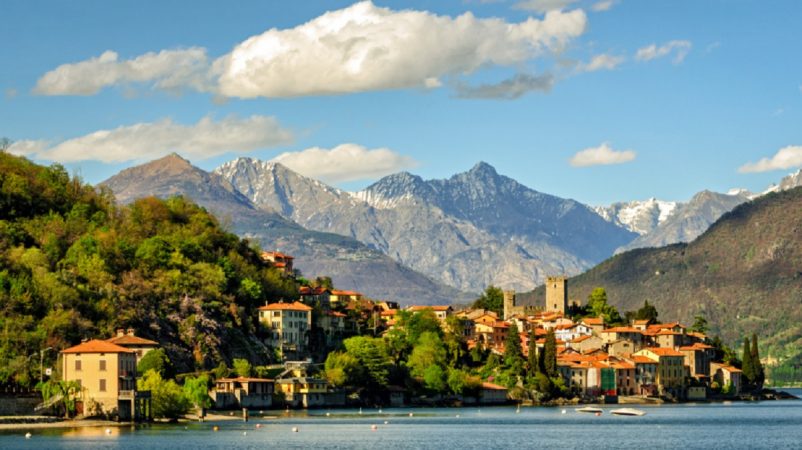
[
  {"xmin": 610, "ymin": 408, "xmax": 646, "ymax": 416},
  {"xmin": 575, "ymin": 406, "xmax": 603, "ymax": 414}
]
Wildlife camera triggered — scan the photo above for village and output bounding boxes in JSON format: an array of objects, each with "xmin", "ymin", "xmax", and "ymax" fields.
[{"xmin": 39, "ymin": 249, "xmax": 752, "ymax": 423}]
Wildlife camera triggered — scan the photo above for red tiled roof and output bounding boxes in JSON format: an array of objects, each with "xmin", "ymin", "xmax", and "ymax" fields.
[
  {"xmin": 582, "ymin": 317, "xmax": 604, "ymax": 326},
  {"xmin": 408, "ymin": 305, "xmax": 452, "ymax": 312},
  {"xmin": 630, "ymin": 355, "xmax": 658, "ymax": 364},
  {"xmin": 258, "ymin": 301, "xmax": 312, "ymax": 312},
  {"xmin": 331, "ymin": 290, "xmax": 362, "ymax": 297},
  {"xmin": 602, "ymin": 327, "xmax": 642, "ymax": 333},
  {"xmin": 380, "ymin": 309, "xmax": 398, "ymax": 317},
  {"xmin": 262, "ymin": 251, "xmax": 293, "ymax": 260},
  {"xmin": 641, "ymin": 347, "xmax": 684, "ymax": 357},
  {"xmin": 481, "ymin": 382, "xmax": 508, "ymax": 390},
  {"xmin": 217, "ymin": 376, "xmax": 274, "ymax": 383},
  {"xmin": 106, "ymin": 335, "xmax": 158, "ymax": 346},
  {"xmin": 62, "ymin": 339, "xmax": 134, "ymax": 354},
  {"xmin": 679, "ymin": 343, "xmax": 715, "ymax": 351},
  {"xmin": 571, "ymin": 335, "xmax": 592, "ymax": 343}
]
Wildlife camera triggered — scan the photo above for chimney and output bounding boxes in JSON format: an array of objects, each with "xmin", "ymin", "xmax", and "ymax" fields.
[
  {"xmin": 116, "ymin": 329, "xmax": 125, "ymax": 337},
  {"xmin": 126, "ymin": 328, "xmax": 135, "ymax": 336},
  {"xmin": 81, "ymin": 337, "xmax": 88, "ymax": 343}
]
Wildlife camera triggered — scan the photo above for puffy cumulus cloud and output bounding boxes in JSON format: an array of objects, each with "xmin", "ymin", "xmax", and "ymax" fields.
[
  {"xmin": 33, "ymin": 48, "xmax": 211, "ymax": 96},
  {"xmin": 569, "ymin": 143, "xmax": 636, "ymax": 167},
  {"xmin": 454, "ymin": 73, "xmax": 554, "ymax": 99},
  {"xmin": 8, "ymin": 115, "xmax": 292, "ymax": 163},
  {"xmin": 739, "ymin": 146, "xmax": 802, "ymax": 173},
  {"xmin": 215, "ymin": 1, "xmax": 586, "ymax": 98},
  {"xmin": 270, "ymin": 144, "xmax": 418, "ymax": 183},
  {"xmin": 514, "ymin": 0, "xmax": 578, "ymax": 13},
  {"xmin": 635, "ymin": 40, "xmax": 692, "ymax": 64},
  {"xmin": 578, "ymin": 53, "xmax": 625, "ymax": 72}
]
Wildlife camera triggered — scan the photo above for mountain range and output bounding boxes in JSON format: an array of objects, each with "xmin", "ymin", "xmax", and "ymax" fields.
[
  {"xmin": 101, "ymin": 154, "xmax": 470, "ymax": 305},
  {"xmin": 214, "ymin": 159, "xmax": 636, "ymax": 293}
]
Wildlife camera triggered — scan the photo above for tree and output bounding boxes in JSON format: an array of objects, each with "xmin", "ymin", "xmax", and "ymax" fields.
[
  {"xmin": 527, "ymin": 330, "xmax": 539, "ymax": 377},
  {"xmin": 634, "ymin": 300, "xmax": 659, "ymax": 324},
  {"xmin": 36, "ymin": 379, "xmax": 82, "ymax": 418},
  {"xmin": 182, "ymin": 375, "xmax": 212, "ymax": 417},
  {"xmin": 212, "ymin": 361, "xmax": 230, "ymax": 379},
  {"xmin": 422, "ymin": 365, "xmax": 447, "ymax": 392},
  {"xmin": 313, "ymin": 276, "xmax": 333, "ymax": 290},
  {"xmin": 741, "ymin": 336, "xmax": 754, "ymax": 384},
  {"xmin": 751, "ymin": 333, "xmax": 764, "ymax": 387},
  {"xmin": 690, "ymin": 315, "xmax": 709, "ymax": 334},
  {"xmin": 138, "ymin": 369, "xmax": 190, "ymax": 419},
  {"xmin": 543, "ymin": 329, "xmax": 557, "ymax": 378},
  {"xmin": 232, "ymin": 358, "xmax": 252, "ymax": 377},
  {"xmin": 137, "ymin": 348, "xmax": 174, "ymax": 378},
  {"xmin": 444, "ymin": 315, "xmax": 468, "ymax": 367},
  {"xmin": 472, "ymin": 285, "xmax": 504, "ymax": 316},
  {"xmin": 342, "ymin": 336, "xmax": 391, "ymax": 388},
  {"xmin": 586, "ymin": 287, "xmax": 622, "ymax": 324},
  {"xmin": 503, "ymin": 322, "xmax": 524, "ymax": 377},
  {"xmin": 324, "ymin": 351, "xmax": 364, "ymax": 388},
  {"xmin": 407, "ymin": 332, "xmax": 447, "ymax": 380}
]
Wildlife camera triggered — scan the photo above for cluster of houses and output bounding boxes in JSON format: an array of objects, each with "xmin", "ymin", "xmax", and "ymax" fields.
[{"xmin": 52, "ymin": 251, "xmax": 744, "ymax": 420}]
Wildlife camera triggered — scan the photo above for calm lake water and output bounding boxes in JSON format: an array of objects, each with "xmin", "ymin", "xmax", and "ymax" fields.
[{"xmin": 3, "ymin": 389, "xmax": 802, "ymax": 449}]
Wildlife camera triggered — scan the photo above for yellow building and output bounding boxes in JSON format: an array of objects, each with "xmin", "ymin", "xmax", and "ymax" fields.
[
  {"xmin": 276, "ymin": 376, "xmax": 330, "ymax": 408},
  {"xmin": 258, "ymin": 301, "xmax": 312, "ymax": 359},
  {"xmin": 105, "ymin": 328, "xmax": 158, "ymax": 365},
  {"xmin": 60, "ymin": 340, "xmax": 151, "ymax": 421},
  {"xmin": 634, "ymin": 347, "xmax": 687, "ymax": 398}
]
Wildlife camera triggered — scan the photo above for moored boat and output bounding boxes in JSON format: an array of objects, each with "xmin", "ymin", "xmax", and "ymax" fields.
[
  {"xmin": 611, "ymin": 408, "xmax": 646, "ymax": 416},
  {"xmin": 575, "ymin": 406, "xmax": 603, "ymax": 414}
]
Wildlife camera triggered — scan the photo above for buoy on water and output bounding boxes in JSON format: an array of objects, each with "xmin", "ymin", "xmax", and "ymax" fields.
[
  {"xmin": 561, "ymin": 409, "xmax": 567, "ymax": 414},
  {"xmin": 292, "ymin": 427, "xmax": 299, "ymax": 433},
  {"xmin": 595, "ymin": 412, "xmax": 601, "ymax": 417},
  {"xmin": 359, "ymin": 408, "xmax": 363, "ymax": 415},
  {"xmin": 105, "ymin": 428, "xmax": 112, "ymax": 435},
  {"xmin": 213, "ymin": 426, "xmax": 220, "ymax": 432},
  {"xmin": 371, "ymin": 425, "xmax": 378, "ymax": 431},
  {"xmin": 25, "ymin": 432, "xmax": 32, "ymax": 439},
  {"xmin": 384, "ymin": 420, "xmax": 389, "ymax": 425},
  {"xmin": 255, "ymin": 424, "xmax": 262, "ymax": 429},
  {"xmin": 326, "ymin": 412, "xmax": 330, "ymax": 417},
  {"xmin": 378, "ymin": 409, "xmax": 382, "ymax": 413},
  {"xmin": 455, "ymin": 414, "xmax": 460, "ymax": 418},
  {"xmin": 409, "ymin": 412, "xmax": 413, "ymax": 417}
]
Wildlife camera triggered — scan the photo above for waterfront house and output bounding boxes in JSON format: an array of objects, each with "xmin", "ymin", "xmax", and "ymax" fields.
[
  {"xmin": 679, "ymin": 342, "xmax": 715, "ymax": 380},
  {"xmin": 60, "ymin": 340, "xmax": 150, "ymax": 421},
  {"xmin": 105, "ymin": 328, "xmax": 158, "ymax": 365},
  {"xmin": 258, "ymin": 301, "xmax": 312, "ymax": 360},
  {"xmin": 629, "ymin": 355, "xmax": 659, "ymax": 396},
  {"xmin": 711, "ymin": 362, "xmax": 743, "ymax": 395},
  {"xmin": 634, "ymin": 348, "xmax": 687, "ymax": 398},
  {"xmin": 211, "ymin": 377, "xmax": 274, "ymax": 409},
  {"xmin": 276, "ymin": 376, "xmax": 340, "ymax": 408},
  {"xmin": 478, "ymin": 382, "xmax": 509, "ymax": 404}
]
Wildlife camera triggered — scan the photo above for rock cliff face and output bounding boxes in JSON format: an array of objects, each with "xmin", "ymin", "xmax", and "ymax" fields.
[
  {"xmin": 215, "ymin": 159, "xmax": 637, "ymax": 292},
  {"xmin": 593, "ymin": 198, "xmax": 678, "ymax": 236},
  {"xmin": 101, "ymin": 154, "xmax": 471, "ymax": 305}
]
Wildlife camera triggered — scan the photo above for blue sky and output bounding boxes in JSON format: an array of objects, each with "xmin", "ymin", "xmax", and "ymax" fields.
[{"xmin": 1, "ymin": 0, "xmax": 801, "ymax": 205}]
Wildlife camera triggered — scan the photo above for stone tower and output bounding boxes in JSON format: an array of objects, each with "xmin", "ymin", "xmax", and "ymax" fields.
[
  {"xmin": 545, "ymin": 276, "xmax": 568, "ymax": 314},
  {"xmin": 503, "ymin": 290, "xmax": 516, "ymax": 320}
]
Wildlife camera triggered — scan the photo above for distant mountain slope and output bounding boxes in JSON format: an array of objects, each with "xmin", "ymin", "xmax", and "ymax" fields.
[
  {"xmin": 215, "ymin": 159, "xmax": 637, "ymax": 292},
  {"xmin": 101, "ymin": 154, "xmax": 470, "ymax": 305},
  {"xmin": 526, "ymin": 187, "xmax": 802, "ymax": 359}
]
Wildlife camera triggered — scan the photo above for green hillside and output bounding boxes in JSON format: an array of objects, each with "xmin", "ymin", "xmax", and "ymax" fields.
[
  {"xmin": 526, "ymin": 187, "xmax": 802, "ymax": 381},
  {"xmin": 0, "ymin": 152, "xmax": 297, "ymax": 387}
]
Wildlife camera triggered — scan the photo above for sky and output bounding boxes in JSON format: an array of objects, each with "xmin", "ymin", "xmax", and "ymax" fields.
[{"xmin": 2, "ymin": 0, "xmax": 801, "ymax": 206}]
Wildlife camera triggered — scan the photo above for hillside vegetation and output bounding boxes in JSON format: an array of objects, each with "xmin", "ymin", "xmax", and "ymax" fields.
[
  {"xmin": 526, "ymin": 187, "xmax": 802, "ymax": 379},
  {"xmin": 0, "ymin": 152, "xmax": 297, "ymax": 386}
]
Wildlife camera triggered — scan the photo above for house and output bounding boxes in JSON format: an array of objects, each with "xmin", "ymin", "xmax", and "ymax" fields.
[
  {"xmin": 580, "ymin": 317, "xmax": 606, "ymax": 335},
  {"xmin": 276, "ymin": 377, "xmax": 337, "ymax": 408},
  {"xmin": 299, "ymin": 286, "xmax": 331, "ymax": 309},
  {"xmin": 258, "ymin": 301, "xmax": 313, "ymax": 360},
  {"xmin": 319, "ymin": 310, "xmax": 348, "ymax": 347},
  {"xmin": 607, "ymin": 339, "xmax": 638, "ymax": 357},
  {"xmin": 60, "ymin": 340, "xmax": 150, "ymax": 421},
  {"xmin": 631, "ymin": 319, "xmax": 651, "ymax": 331},
  {"xmin": 600, "ymin": 327, "xmax": 643, "ymax": 347},
  {"xmin": 711, "ymin": 362, "xmax": 743, "ymax": 395},
  {"xmin": 211, "ymin": 377, "xmax": 274, "ymax": 409},
  {"xmin": 654, "ymin": 329, "xmax": 686, "ymax": 349},
  {"xmin": 329, "ymin": 290, "xmax": 363, "ymax": 306},
  {"xmin": 261, "ymin": 251, "xmax": 294, "ymax": 275},
  {"xmin": 634, "ymin": 348, "xmax": 687, "ymax": 398},
  {"xmin": 679, "ymin": 342, "xmax": 715, "ymax": 379},
  {"xmin": 611, "ymin": 360, "xmax": 637, "ymax": 396},
  {"xmin": 628, "ymin": 355, "xmax": 658, "ymax": 396},
  {"xmin": 407, "ymin": 305, "xmax": 453, "ymax": 321},
  {"xmin": 478, "ymin": 382, "xmax": 509, "ymax": 404},
  {"xmin": 105, "ymin": 328, "xmax": 158, "ymax": 365},
  {"xmin": 567, "ymin": 335, "xmax": 603, "ymax": 353}
]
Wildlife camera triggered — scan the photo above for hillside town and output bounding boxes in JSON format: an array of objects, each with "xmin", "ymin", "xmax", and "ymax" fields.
[{"xmin": 31, "ymin": 249, "xmax": 758, "ymax": 423}]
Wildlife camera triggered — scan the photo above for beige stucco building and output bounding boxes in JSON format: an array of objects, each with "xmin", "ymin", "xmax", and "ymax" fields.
[
  {"xmin": 60, "ymin": 339, "xmax": 150, "ymax": 421},
  {"xmin": 258, "ymin": 301, "xmax": 313, "ymax": 359}
]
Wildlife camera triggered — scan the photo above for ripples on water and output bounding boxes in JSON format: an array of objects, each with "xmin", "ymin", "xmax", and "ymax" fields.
[{"xmin": 3, "ymin": 390, "xmax": 802, "ymax": 450}]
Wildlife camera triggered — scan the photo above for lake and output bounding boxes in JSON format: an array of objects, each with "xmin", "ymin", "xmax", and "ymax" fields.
[{"xmin": 3, "ymin": 389, "xmax": 802, "ymax": 449}]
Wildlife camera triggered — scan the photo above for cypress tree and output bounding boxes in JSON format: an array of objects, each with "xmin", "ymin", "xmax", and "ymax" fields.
[
  {"xmin": 504, "ymin": 322, "xmax": 524, "ymax": 376},
  {"xmin": 741, "ymin": 336, "xmax": 753, "ymax": 384},
  {"xmin": 751, "ymin": 333, "xmax": 764, "ymax": 386},
  {"xmin": 527, "ymin": 330, "xmax": 539, "ymax": 377},
  {"xmin": 544, "ymin": 329, "xmax": 557, "ymax": 378}
]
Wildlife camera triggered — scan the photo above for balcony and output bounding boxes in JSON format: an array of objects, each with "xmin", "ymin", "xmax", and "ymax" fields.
[{"xmin": 119, "ymin": 390, "xmax": 151, "ymax": 399}]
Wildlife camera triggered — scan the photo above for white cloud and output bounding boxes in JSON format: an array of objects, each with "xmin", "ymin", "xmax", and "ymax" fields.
[
  {"xmin": 578, "ymin": 53, "xmax": 625, "ymax": 72},
  {"xmin": 454, "ymin": 73, "xmax": 554, "ymax": 99},
  {"xmin": 34, "ymin": 48, "xmax": 211, "ymax": 96},
  {"xmin": 514, "ymin": 0, "xmax": 578, "ymax": 13},
  {"xmin": 7, "ymin": 115, "xmax": 292, "ymax": 163},
  {"xmin": 635, "ymin": 40, "xmax": 692, "ymax": 64},
  {"xmin": 591, "ymin": 0, "xmax": 615, "ymax": 12},
  {"xmin": 216, "ymin": 2, "xmax": 586, "ymax": 98},
  {"xmin": 569, "ymin": 142, "xmax": 636, "ymax": 167},
  {"xmin": 739, "ymin": 146, "xmax": 802, "ymax": 173},
  {"xmin": 270, "ymin": 144, "xmax": 418, "ymax": 183}
]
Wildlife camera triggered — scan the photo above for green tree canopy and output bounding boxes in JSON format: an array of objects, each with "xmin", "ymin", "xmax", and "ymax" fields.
[
  {"xmin": 137, "ymin": 369, "xmax": 190, "ymax": 419},
  {"xmin": 472, "ymin": 285, "xmax": 504, "ymax": 316},
  {"xmin": 232, "ymin": 358, "xmax": 252, "ymax": 378},
  {"xmin": 342, "ymin": 336, "xmax": 391, "ymax": 388},
  {"xmin": 586, "ymin": 287, "xmax": 622, "ymax": 324},
  {"xmin": 137, "ymin": 348, "xmax": 174, "ymax": 378},
  {"xmin": 182, "ymin": 375, "xmax": 212, "ymax": 414},
  {"xmin": 690, "ymin": 315, "xmax": 709, "ymax": 334}
]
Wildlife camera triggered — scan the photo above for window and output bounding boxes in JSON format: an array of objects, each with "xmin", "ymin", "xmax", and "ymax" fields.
[
  {"xmin": 99, "ymin": 379, "xmax": 106, "ymax": 392},
  {"xmin": 99, "ymin": 360, "xmax": 106, "ymax": 371},
  {"xmin": 75, "ymin": 360, "xmax": 82, "ymax": 371}
]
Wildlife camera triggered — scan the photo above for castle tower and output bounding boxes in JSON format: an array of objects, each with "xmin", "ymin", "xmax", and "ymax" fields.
[
  {"xmin": 503, "ymin": 290, "xmax": 516, "ymax": 320},
  {"xmin": 545, "ymin": 276, "xmax": 568, "ymax": 314}
]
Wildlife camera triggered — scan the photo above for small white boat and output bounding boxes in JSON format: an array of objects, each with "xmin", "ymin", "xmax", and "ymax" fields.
[
  {"xmin": 575, "ymin": 406, "xmax": 603, "ymax": 414},
  {"xmin": 611, "ymin": 408, "xmax": 646, "ymax": 416}
]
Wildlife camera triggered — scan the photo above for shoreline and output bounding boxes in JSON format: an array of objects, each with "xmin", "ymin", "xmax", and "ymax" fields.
[{"xmin": 0, "ymin": 419, "xmax": 127, "ymax": 431}]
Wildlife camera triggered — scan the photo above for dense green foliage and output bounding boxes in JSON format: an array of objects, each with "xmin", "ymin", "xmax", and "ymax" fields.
[
  {"xmin": 0, "ymin": 152, "xmax": 297, "ymax": 386},
  {"xmin": 471, "ymin": 285, "xmax": 504, "ymax": 316},
  {"xmin": 138, "ymin": 369, "xmax": 190, "ymax": 419},
  {"xmin": 137, "ymin": 348, "xmax": 174, "ymax": 378}
]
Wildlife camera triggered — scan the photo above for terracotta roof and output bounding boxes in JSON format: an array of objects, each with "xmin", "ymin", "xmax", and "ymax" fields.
[
  {"xmin": 602, "ymin": 327, "xmax": 642, "ymax": 334},
  {"xmin": 106, "ymin": 335, "xmax": 158, "ymax": 346},
  {"xmin": 217, "ymin": 376, "xmax": 274, "ymax": 383},
  {"xmin": 679, "ymin": 343, "xmax": 715, "ymax": 351},
  {"xmin": 656, "ymin": 330, "xmax": 684, "ymax": 336},
  {"xmin": 630, "ymin": 355, "xmax": 658, "ymax": 364},
  {"xmin": 571, "ymin": 335, "xmax": 592, "ymax": 343},
  {"xmin": 481, "ymin": 382, "xmax": 508, "ymax": 390},
  {"xmin": 641, "ymin": 347, "xmax": 684, "ymax": 357},
  {"xmin": 582, "ymin": 317, "xmax": 604, "ymax": 326},
  {"xmin": 262, "ymin": 251, "xmax": 293, "ymax": 259},
  {"xmin": 327, "ymin": 311, "xmax": 347, "ymax": 318},
  {"xmin": 331, "ymin": 290, "xmax": 362, "ymax": 297},
  {"xmin": 62, "ymin": 339, "xmax": 134, "ymax": 354},
  {"xmin": 380, "ymin": 309, "xmax": 398, "ymax": 317},
  {"xmin": 408, "ymin": 305, "xmax": 452, "ymax": 312},
  {"xmin": 493, "ymin": 321, "xmax": 510, "ymax": 328},
  {"xmin": 258, "ymin": 301, "xmax": 312, "ymax": 312},
  {"xmin": 718, "ymin": 365, "xmax": 742, "ymax": 373}
]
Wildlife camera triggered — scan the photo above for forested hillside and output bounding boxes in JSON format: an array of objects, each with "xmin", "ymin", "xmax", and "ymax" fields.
[{"xmin": 0, "ymin": 152, "xmax": 297, "ymax": 386}]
